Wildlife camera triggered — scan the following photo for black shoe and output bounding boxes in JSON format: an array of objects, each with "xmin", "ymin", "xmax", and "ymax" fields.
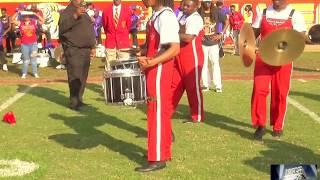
[
  {"xmin": 78, "ymin": 101, "xmax": 89, "ymax": 107},
  {"xmin": 69, "ymin": 97, "xmax": 80, "ymax": 111},
  {"xmin": 253, "ymin": 126, "xmax": 266, "ymax": 141},
  {"xmin": 69, "ymin": 104, "xmax": 80, "ymax": 111},
  {"xmin": 171, "ymin": 131, "xmax": 175, "ymax": 143},
  {"xmin": 135, "ymin": 161, "xmax": 166, "ymax": 172},
  {"xmin": 272, "ymin": 130, "xmax": 283, "ymax": 138}
]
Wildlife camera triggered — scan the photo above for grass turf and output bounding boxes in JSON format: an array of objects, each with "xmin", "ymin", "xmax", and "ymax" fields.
[
  {"xmin": 0, "ymin": 52, "xmax": 319, "ymax": 79},
  {"xmin": 0, "ymin": 80, "xmax": 319, "ymax": 179}
]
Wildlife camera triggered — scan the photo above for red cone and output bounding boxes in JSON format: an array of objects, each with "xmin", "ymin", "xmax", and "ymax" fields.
[{"xmin": 3, "ymin": 111, "xmax": 16, "ymax": 125}]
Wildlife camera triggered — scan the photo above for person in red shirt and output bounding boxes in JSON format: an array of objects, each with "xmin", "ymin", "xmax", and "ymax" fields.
[
  {"xmin": 229, "ymin": 5, "xmax": 244, "ymax": 56},
  {"xmin": 12, "ymin": 11, "xmax": 44, "ymax": 78},
  {"xmin": 102, "ymin": 0, "xmax": 131, "ymax": 63}
]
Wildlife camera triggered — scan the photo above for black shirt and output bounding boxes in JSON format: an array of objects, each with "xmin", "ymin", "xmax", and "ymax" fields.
[
  {"xmin": 202, "ymin": 7, "xmax": 226, "ymax": 46},
  {"xmin": 58, "ymin": 4, "xmax": 95, "ymax": 48}
]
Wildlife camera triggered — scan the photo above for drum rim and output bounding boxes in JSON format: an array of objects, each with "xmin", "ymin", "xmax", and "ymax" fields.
[
  {"xmin": 104, "ymin": 69, "xmax": 143, "ymax": 77},
  {"xmin": 109, "ymin": 59, "xmax": 138, "ymax": 66}
]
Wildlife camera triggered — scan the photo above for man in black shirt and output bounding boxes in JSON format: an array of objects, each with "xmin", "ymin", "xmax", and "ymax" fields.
[{"xmin": 59, "ymin": 0, "xmax": 96, "ymax": 110}]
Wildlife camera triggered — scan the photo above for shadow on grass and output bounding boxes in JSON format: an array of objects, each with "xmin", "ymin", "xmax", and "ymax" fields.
[
  {"xmin": 243, "ymin": 139, "xmax": 320, "ymax": 174},
  {"xmin": 18, "ymin": 84, "xmax": 147, "ymax": 166},
  {"xmin": 170, "ymin": 104, "xmax": 320, "ymax": 173},
  {"xmin": 290, "ymin": 91, "xmax": 320, "ymax": 102}
]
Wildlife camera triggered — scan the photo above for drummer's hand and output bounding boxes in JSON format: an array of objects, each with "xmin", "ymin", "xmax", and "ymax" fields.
[
  {"xmin": 138, "ymin": 56, "xmax": 152, "ymax": 71},
  {"xmin": 90, "ymin": 48, "xmax": 96, "ymax": 58}
]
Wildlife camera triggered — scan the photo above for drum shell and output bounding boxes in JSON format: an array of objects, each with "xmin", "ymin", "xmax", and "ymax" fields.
[{"xmin": 103, "ymin": 69, "xmax": 146, "ymax": 104}]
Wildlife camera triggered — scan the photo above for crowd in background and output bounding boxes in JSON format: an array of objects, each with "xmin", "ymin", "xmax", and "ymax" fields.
[{"xmin": 0, "ymin": 1, "xmax": 254, "ymax": 79}]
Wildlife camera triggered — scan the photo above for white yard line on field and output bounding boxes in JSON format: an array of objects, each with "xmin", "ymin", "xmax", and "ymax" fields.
[
  {"xmin": 288, "ymin": 97, "xmax": 320, "ymax": 124},
  {"xmin": 297, "ymin": 79, "xmax": 307, "ymax": 83},
  {"xmin": 0, "ymin": 84, "xmax": 38, "ymax": 112}
]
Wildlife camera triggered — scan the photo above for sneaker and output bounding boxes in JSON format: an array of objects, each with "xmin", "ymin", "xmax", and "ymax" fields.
[
  {"xmin": 2, "ymin": 64, "xmax": 8, "ymax": 72},
  {"xmin": 56, "ymin": 64, "xmax": 64, "ymax": 69},
  {"xmin": 21, "ymin": 74, "xmax": 27, "ymax": 79},
  {"xmin": 215, "ymin": 88, "xmax": 223, "ymax": 93},
  {"xmin": 34, "ymin": 74, "xmax": 39, "ymax": 78},
  {"xmin": 202, "ymin": 87, "xmax": 210, "ymax": 92}
]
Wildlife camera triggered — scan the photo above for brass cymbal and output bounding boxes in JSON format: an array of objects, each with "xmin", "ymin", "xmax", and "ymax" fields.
[
  {"xmin": 259, "ymin": 29, "xmax": 305, "ymax": 66},
  {"xmin": 308, "ymin": 24, "xmax": 320, "ymax": 44},
  {"xmin": 239, "ymin": 23, "xmax": 256, "ymax": 67}
]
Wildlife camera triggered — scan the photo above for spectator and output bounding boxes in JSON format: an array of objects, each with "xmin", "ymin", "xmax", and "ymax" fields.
[
  {"xmin": 30, "ymin": 3, "xmax": 52, "ymax": 48},
  {"xmin": 93, "ymin": 9, "xmax": 103, "ymax": 45},
  {"xmin": 102, "ymin": 0, "xmax": 131, "ymax": 62},
  {"xmin": 12, "ymin": 11, "xmax": 44, "ymax": 78},
  {"xmin": 1, "ymin": 8, "xmax": 16, "ymax": 56},
  {"xmin": 199, "ymin": 0, "xmax": 228, "ymax": 93},
  {"xmin": 175, "ymin": 0, "xmax": 184, "ymax": 19},
  {"xmin": 229, "ymin": 5, "xmax": 244, "ymax": 56},
  {"xmin": 243, "ymin": 4, "xmax": 253, "ymax": 24},
  {"xmin": 0, "ymin": 20, "xmax": 8, "ymax": 71},
  {"xmin": 216, "ymin": 1, "xmax": 229, "ymax": 34},
  {"xmin": 130, "ymin": 5, "xmax": 140, "ymax": 48}
]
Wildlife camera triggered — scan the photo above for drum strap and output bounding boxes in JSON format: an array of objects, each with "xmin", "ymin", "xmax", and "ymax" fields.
[{"xmin": 146, "ymin": 96, "xmax": 157, "ymax": 102}]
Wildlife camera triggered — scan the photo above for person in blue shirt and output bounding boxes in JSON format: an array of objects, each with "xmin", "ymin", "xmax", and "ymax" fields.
[{"xmin": 130, "ymin": 5, "xmax": 140, "ymax": 48}]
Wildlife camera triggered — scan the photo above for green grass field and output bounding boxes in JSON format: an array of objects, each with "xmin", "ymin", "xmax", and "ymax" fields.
[{"xmin": 0, "ymin": 53, "xmax": 319, "ymax": 179}]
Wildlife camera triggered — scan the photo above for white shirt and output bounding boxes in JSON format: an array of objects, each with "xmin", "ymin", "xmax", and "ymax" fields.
[
  {"xmin": 179, "ymin": 12, "xmax": 204, "ymax": 36},
  {"xmin": 252, "ymin": 5, "xmax": 306, "ymax": 32},
  {"xmin": 113, "ymin": 4, "xmax": 121, "ymax": 18},
  {"xmin": 152, "ymin": 7, "xmax": 180, "ymax": 45}
]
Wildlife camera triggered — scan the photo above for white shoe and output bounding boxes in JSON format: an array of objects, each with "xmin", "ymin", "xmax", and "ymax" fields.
[
  {"xmin": 215, "ymin": 88, "xmax": 222, "ymax": 93},
  {"xmin": 56, "ymin": 64, "xmax": 63, "ymax": 69},
  {"xmin": 202, "ymin": 87, "xmax": 210, "ymax": 92},
  {"xmin": 21, "ymin": 74, "xmax": 27, "ymax": 79},
  {"xmin": 34, "ymin": 74, "xmax": 39, "ymax": 78},
  {"xmin": 2, "ymin": 64, "xmax": 8, "ymax": 71}
]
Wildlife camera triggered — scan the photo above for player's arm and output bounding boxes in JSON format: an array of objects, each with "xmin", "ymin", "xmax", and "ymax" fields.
[
  {"xmin": 138, "ymin": 43, "xmax": 180, "ymax": 70},
  {"xmin": 11, "ymin": 12, "xmax": 19, "ymax": 26}
]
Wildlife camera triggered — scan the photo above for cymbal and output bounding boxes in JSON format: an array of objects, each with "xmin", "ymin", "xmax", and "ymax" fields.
[
  {"xmin": 308, "ymin": 24, "xmax": 320, "ymax": 44},
  {"xmin": 259, "ymin": 29, "xmax": 305, "ymax": 66},
  {"xmin": 239, "ymin": 23, "xmax": 256, "ymax": 67}
]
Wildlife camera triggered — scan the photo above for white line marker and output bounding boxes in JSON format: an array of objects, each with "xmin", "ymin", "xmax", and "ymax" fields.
[
  {"xmin": 0, "ymin": 84, "xmax": 38, "ymax": 112},
  {"xmin": 288, "ymin": 97, "xmax": 320, "ymax": 124},
  {"xmin": 297, "ymin": 79, "xmax": 307, "ymax": 83}
]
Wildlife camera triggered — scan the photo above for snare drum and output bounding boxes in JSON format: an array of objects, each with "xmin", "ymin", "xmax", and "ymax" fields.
[
  {"xmin": 110, "ymin": 60, "xmax": 139, "ymax": 70},
  {"xmin": 103, "ymin": 69, "xmax": 146, "ymax": 105}
]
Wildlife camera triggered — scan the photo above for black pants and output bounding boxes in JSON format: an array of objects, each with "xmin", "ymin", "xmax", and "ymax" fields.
[
  {"xmin": 96, "ymin": 27, "xmax": 102, "ymax": 45},
  {"xmin": 64, "ymin": 46, "xmax": 91, "ymax": 106},
  {"xmin": 0, "ymin": 45, "xmax": 7, "ymax": 64},
  {"xmin": 130, "ymin": 29, "xmax": 138, "ymax": 47},
  {"xmin": 37, "ymin": 30, "xmax": 52, "ymax": 45},
  {"xmin": 5, "ymin": 31, "xmax": 16, "ymax": 53}
]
